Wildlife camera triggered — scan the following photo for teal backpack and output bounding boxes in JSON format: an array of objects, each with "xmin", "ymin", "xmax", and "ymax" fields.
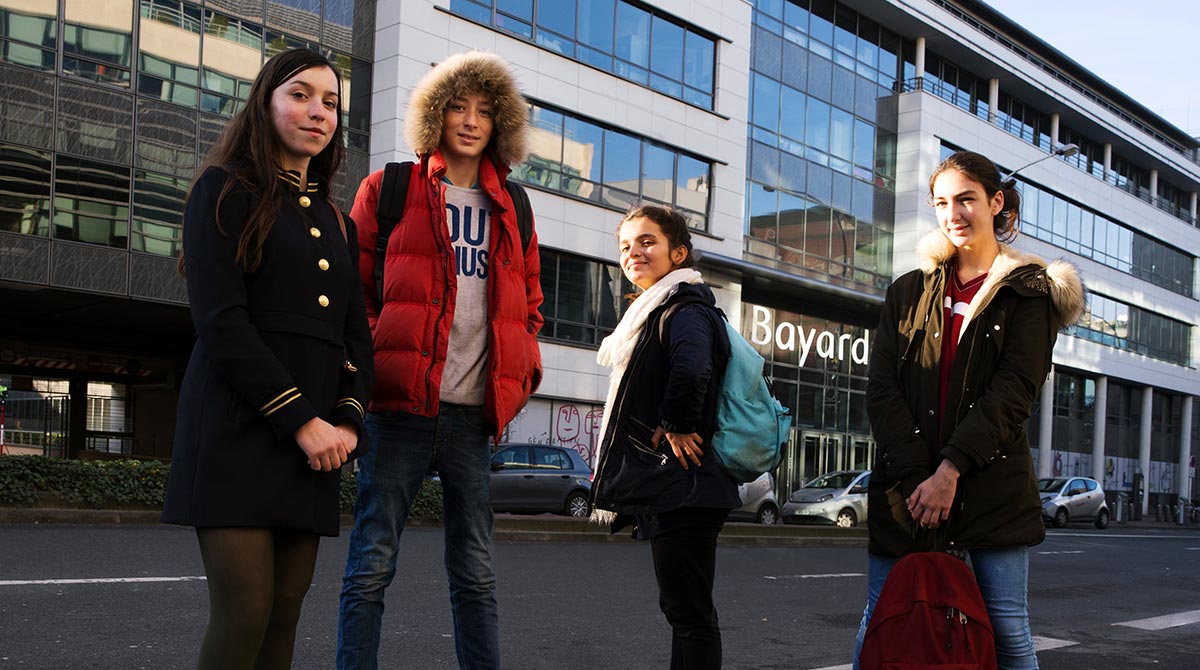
[{"xmin": 660, "ymin": 304, "xmax": 791, "ymax": 483}]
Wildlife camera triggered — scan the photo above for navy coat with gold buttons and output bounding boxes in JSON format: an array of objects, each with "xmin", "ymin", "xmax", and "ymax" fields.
[{"xmin": 163, "ymin": 166, "xmax": 374, "ymax": 536}]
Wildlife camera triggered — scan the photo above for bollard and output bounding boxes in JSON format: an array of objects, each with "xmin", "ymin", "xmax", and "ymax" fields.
[{"xmin": 1156, "ymin": 504, "xmax": 1163, "ymax": 522}]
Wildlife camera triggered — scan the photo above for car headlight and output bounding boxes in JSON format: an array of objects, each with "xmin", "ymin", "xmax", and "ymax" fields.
[{"xmin": 815, "ymin": 493, "xmax": 833, "ymax": 503}]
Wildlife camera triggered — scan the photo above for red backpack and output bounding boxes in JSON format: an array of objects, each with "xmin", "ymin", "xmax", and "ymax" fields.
[{"xmin": 859, "ymin": 551, "xmax": 997, "ymax": 670}]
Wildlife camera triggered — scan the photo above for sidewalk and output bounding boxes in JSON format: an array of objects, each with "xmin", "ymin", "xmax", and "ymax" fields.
[{"xmin": 1, "ymin": 507, "xmax": 1195, "ymax": 546}]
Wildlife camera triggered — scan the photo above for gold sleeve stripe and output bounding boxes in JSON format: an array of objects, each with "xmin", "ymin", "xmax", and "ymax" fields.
[
  {"xmin": 337, "ymin": 398, "xmax": 366, "ymax": 418},
  {"xmin": 262, "ymin": 390, "xmax": 303, "ymax": 417},
  {"xmin": 260, "ymin": 387, "xmax": 299, "ymax": 413}
]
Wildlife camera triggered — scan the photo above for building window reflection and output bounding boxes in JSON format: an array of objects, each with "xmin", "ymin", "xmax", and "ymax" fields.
[
  {"xmin": 449, "ymin": 0, "xmax": 716, "ymax": 109},
  {"xmin": 0, "ymin": 0, "xmax": 58, "ymax": 71},
  {"xmin": 63, "ymin": 0, "xmax": 134, "ymax": 86},
  {"xmin": 514, "ymin": 101, "xmax": 712, "ymax": 230},
  {"xmin": 53, "ymin": 155, "xmax": 131, "ymax": 249},
  {"xmin": 132, "ymin": 169, "xmax": 185, "ymax": 257},
  {"xmin": 0, "ymin": 143, "xmax": 52, "ymax": 236},
  {"xmin": 1070, "ymin": 292, "xmax": 1190, "ymax": 366},
  {"xmin": 538, "ymin": 247, "xmax": 631, "ymax": 347}
]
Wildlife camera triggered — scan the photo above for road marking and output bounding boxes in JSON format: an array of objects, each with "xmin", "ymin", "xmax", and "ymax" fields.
[
  {"xmin": 1036, "ymin": 550, "xmax": 1084, "ymax": 555},
  {"xmin": 1046, "ymin": 532, "xmax": 1197, "ymax": 539},
  {"xmin": 0, "ymin": 576, "xmax": 206, "ymax": 587},
  {"xmin": 1187, "ymin": 547, "xmax": 1200, "ymax": 550},
  {"xmin": 806, "ymin": 635, "xmax": 1078, "ymax": 669},
  {"xmin": 1033, "ymin": 635, "xmax": 1078, "ymax": 651},
  {"xmin": 763, "ymin": 573, "xmax": 864, "ymax": 581},
  {"xmin": 1114, "ymin": 609, "xmax": 1200, "ymax": 630}
]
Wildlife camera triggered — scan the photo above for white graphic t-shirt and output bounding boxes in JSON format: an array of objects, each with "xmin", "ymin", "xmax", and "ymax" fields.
[{"xmin": 440, "ymin": 183, "xmax": 491, "ymax": 406}]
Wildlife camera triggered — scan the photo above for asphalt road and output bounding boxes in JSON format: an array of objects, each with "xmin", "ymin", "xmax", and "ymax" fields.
[{"xmin": 0, "ymin": 523, "xmax": 1197, "ymax": 669}]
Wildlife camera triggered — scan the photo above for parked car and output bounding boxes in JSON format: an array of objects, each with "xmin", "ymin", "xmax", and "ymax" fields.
[
  {"xmin": 489, "ymin": 443, "xmax": 593, "ymax": 517},
  {"xmin": 782, "ymin": 470, "xmax": 870, "ymax": 527},
  {"xmin": 1039, "ymin": 476, "xmax": 1109, "ymax": 529},
  {"xmin": 729, "ymin": 472, "xmax": 780, "ymax": 524}
]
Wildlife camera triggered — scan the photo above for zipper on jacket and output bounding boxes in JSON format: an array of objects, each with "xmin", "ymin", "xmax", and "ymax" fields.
[
  {"xmin": 627, "ymin": 433, "xmax": 669, "ymax": 465},
  {"xmin": 425, "ymin": 177, "xmax": 452, "ymax": 414},
  {"xmin": 959, "ymin": 610, "xmax": 970, "ymax": 651},
  {"xmin": 945, "ymin": 607, "xmax": 955, "ymax": 650},
  {"xmin": 590, "ymin": 327, "xmax": 657, "ymax": 508}
]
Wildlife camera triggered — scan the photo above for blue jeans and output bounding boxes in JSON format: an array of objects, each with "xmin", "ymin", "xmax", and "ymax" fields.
[
  {"xmin": 337, "ymin": 405, "xmax": 499, "ymax": 670},
  {"xmin": 853, "ymin": 547, "xmax": 1038, "ymax": 670}
]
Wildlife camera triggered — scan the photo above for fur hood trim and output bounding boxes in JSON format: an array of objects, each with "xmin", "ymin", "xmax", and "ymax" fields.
[
  {"xmin": 916, "ymin": 230, "xmax": 1086, "ymax": 332},
  {"xmin": 405, "ymin": 51, "xmax": 528, "ymax": 167}
]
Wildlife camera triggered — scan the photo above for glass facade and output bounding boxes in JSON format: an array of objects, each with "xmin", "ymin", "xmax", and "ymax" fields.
[
  {"xmin": 0, "ymin": 0, "xmax": 375, "ymax": 268},
  {"xmin": 1070, "ymin": 292, "xmax": 1190, "ymax": 367},
  {"xmin": 1015, "ymin": 177, "xmax": 1195, "ymax": 298},
  {"xmin": 448, "ymin": 0, "xmax": 716, "ymax": 108},
  {"xmin": 746, "ymin": 0, "xmax": 897, "ymax": 294},
  {"xmin": 537, "ymin": 248, "xmax": 631, "ymax": 347},
  {"xmin": 514, "ymin": 101, "xmax": 713, "ymax": 229}
]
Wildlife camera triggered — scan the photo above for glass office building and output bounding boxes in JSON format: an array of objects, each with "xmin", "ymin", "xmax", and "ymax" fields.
[
  {"xmin": 3, "ymin": 0, "xmax": 1197, "ymax": 516},
  {"xmin": 0, "ymin": 0, "xmax": 375, "ymax": 458}
]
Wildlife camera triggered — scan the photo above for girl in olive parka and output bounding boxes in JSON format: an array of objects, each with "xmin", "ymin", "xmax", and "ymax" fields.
[{"xmin": 853, "ymin": 151, "xmax": 1085, "ymax": 670}]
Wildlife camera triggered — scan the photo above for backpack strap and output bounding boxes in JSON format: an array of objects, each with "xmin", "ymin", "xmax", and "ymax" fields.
[
  {"xmin": 373, "ymin": 161, "xmax": 414, "ymax": 303},
  {"xmin": 504, "ymin": 179, "xmax": 533, "ymax": 253}
]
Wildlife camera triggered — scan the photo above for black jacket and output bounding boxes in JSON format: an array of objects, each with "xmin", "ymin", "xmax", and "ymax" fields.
[
  {"xmin": 163, "ymin": 167, "xmax": 374, "ymax": 536},
  {"xmin": 867, "ymin": 232, "xmax": 1085, "ymax": 556},
  {"xmin": 590, "ymin": 283, "xmax": 740, "ymax": 518}
]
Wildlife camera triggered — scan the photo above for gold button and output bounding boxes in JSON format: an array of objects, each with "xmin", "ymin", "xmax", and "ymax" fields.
[
  {"xmin": 298, "ymin": 195, "xmax": 311, "ymax": 208},
  {"xmin": 318, "ymin": 258, "xmax": 330, "ymax": 271},
  {"xmin": 318, "ymin": 295, "xmax": 330, "ymax": 307},
  {"xmin": 309, "ymin": 227, "xmax": 321, "ymax": 238}
]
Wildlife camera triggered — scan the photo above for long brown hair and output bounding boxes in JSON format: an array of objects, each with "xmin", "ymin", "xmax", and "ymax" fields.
[
  {"xmin": 178, "ymin": 48, "xmax": 345, "ymax": 275},
  {"xmin": 929, "ymin": 150, "xmax": 1022, "ymax": 243}
]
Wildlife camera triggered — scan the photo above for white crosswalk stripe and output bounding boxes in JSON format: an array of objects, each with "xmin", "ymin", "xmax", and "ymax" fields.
[
  {"xmin": 763, "ymin": 572, "xmax": 864, "ymax": 580},
  {"xmin": 0, "ymin": 576, "xmax": 206, "ymax": 586},
  {"xmin": 1114, "ymin": 609, "xmax": 1200, "ymax": 630}
]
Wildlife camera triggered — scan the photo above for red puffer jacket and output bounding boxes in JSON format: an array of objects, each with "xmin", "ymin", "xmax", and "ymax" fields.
[{"xmin": 352, "ymin": 151, "xmax": 543, "ymax": 433}]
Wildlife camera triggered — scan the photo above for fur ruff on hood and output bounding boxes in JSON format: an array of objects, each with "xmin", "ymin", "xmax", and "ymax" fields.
[
  {"xmin": 915, "ymin": 230, "xmax": 1086, "ymax": 335},
  {"xmin": 405, "ymin": 51, "xmax": 529, "ymax": 167}
]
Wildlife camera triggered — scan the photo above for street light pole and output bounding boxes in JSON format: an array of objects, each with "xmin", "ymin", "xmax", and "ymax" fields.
[{"xmin": 1004, "ymin": 143, "xmax": 1080, "ymax": 181}]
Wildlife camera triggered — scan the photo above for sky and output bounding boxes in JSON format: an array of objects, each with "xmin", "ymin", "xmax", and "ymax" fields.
[{"xmin": 984, "ymin": 0, "xmax": 1200, "ymax": 138}]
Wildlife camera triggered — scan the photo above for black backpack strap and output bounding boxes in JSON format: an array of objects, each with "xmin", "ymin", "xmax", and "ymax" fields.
[
  {"xmin": 373, "ymin": 161, "xmax": 414, "ymax": 302},
  {"xmin": 504, "ymin": 179, "xmax": 533, "ymax": 253}
]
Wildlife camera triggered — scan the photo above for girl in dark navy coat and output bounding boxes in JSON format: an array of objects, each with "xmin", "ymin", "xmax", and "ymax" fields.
[
  {"xmin": 162, "ymin": 49, "xmax": 373, "ymax": 669},
  {"xmin": 591, "ymin": 205, "xmax": 740, "ymax": 670}
]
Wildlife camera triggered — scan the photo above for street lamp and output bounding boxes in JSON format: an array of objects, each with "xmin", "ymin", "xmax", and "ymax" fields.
[{"xmin": 1004, "ymin": 143, "xmax": 1080, "ymax": 181}]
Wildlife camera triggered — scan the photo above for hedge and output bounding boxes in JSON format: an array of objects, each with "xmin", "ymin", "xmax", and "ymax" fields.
[{"xmin": 0, "ymin": 455, "xmax": 442, "ymax": 518}]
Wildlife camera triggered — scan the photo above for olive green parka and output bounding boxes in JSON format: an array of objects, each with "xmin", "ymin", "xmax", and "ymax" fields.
[{"xmin": 866, "ymin": 231, "xmax": 1085, "ymax": 557}]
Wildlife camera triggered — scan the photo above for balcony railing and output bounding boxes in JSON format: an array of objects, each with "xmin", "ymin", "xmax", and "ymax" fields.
[{"xmin": 894, "ymin": 77, "xmax": 1198, "ymax": 228}]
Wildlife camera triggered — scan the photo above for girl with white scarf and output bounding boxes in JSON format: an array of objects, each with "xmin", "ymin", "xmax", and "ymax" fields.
[{"xmin": 590, "ymin": 205, "xmax": 740, "ymax": 670}]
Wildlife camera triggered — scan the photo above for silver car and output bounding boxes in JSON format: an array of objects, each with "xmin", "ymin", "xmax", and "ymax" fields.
[
  {"xmin": 782, "ymin": 470, "xmax": 870, "ymax": 527},
  {"xmin": 1039, "ymin": 476, "xmax": 1109, "ymax": 529},
  {"xmin": 729, "ymin": 472, "xmax": 780, "ymax": 525}
]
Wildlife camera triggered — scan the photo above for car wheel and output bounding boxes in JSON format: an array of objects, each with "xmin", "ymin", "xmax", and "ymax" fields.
[
  {"xmin": 836, "ymin": 508, "xmax": 857, "ymax": 528},
  {"xmin": 757, "ymin": 503, "xmax": 779, "ymax": 526},
  {"xmin": 1053, "ymin": 507, "xmax": 1069, "ymax": 528},
  {"xmin": 564, "ymin": 491, "xmax": 590, "ymax": 518},
  {"xmin": 1095, "ymin": 508, "xmax": 1109, "ymax": 530}
]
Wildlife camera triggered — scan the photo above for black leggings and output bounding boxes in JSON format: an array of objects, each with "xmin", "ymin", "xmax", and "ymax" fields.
[
  {"xmin": 195, "ymin": 527, "xmax": 320, "ymax": 670},
  {"xmin": 650, "ymin": 525, "xmax": 722, "ymax": 670}
]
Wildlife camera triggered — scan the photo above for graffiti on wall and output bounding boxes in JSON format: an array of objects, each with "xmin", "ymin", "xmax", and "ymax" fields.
[{"xmin": 499, "ymin": 398, "xmax": 605, "ymax": 464}]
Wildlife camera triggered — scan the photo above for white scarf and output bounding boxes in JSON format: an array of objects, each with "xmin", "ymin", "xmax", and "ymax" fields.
[{"xmin": 592, "ymin": 267, "xmax": 703, "ymax": 471}]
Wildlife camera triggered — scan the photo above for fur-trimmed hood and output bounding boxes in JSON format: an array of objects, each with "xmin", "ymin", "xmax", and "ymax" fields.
[
  {"xmin": 405, "ymin": 51, "xmax": 529, "ymax": 167},
  {"xmin": 915, "ymin": 230, "xmax": 1086, "ymax": 332}
]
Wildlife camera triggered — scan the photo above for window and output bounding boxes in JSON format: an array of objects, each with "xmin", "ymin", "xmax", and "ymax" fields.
[
  {"xmin": 0, "ymin": 143, "xmax": 51, "ymax": 236},
  {"xmin": 533, "ymin": 446, "xmax": 569, "ymax": 469},
  {"xmin": 514, "ymin": 101, "xmax": 712, "ymax": 229},
  {"xmin": 52, "ymin": 155, "xmax": 131, "ymax": 249},
  {"xmin": 1015, "ymin": 176, "xmax": 1195, "ymax": 298},
  {"xmin": 1069, "ymin": 292, "xmax": 1191, "ymax": 366},
  {"xmin": 449, "ymin": 0, "xmax": 716, "ymax": 109},
  {"xmin": 494, "ymin": 446, "xmax": 532, "ymax": 469},
  {"xmin": 63, "ymin": 0, "xmax": 134, "ymax": 86},
  {"xmin": 0, "ymin": 0, "xmax": 57, "ymax": 71},
  {"xmin": 138, "ymin": 0, "xmax": 201, "ymax": 108},
  {"xmin": 132, "ymin": 170, "xmax": 186, "ymax": 256},
  {"xmin": 538, "ymin": 248, "xmax": 631, "ymax": 347}
]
